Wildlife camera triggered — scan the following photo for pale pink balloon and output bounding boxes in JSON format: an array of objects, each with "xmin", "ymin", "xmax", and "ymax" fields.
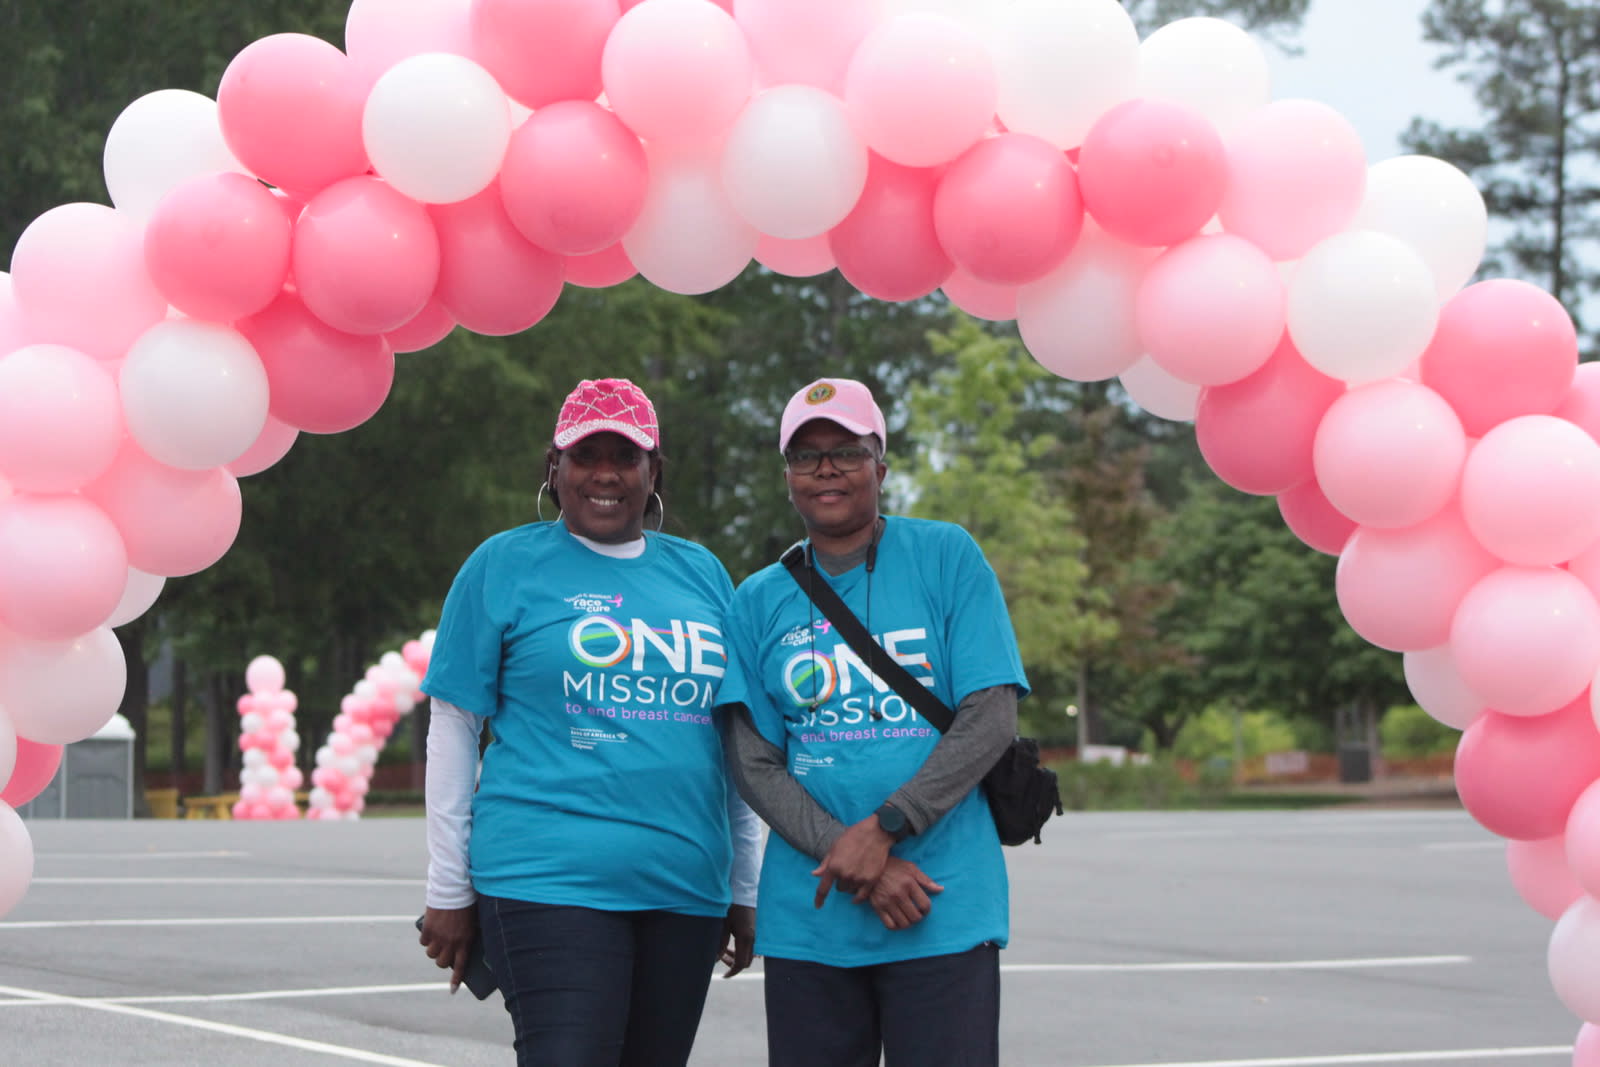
[
  {"xmin": 843, "ymin": 13, "xmax": 996, "ymax": 168},
  {"xmin": 471, "ymin": 0, "xmax": 619, "ymax": 109},
  {"xmin": 0, "ymin": 274, "xmax": 36, "ymax": 357},
  {"xmin": 1196, "ymin": 335, "xmax": 1343, "ymax": 496},
  {"xmin": 499, "ymin": 101, "xmax": 648, "ymax": 256},
  {"xmin": 1508, "ymin": 835, "xmax": 1583, "ymax": 920},
  {"xmin": 602, "ymin": 0, "xmax": 753, "ymax": 145},
  {"xmin": 216, "ymin": 34, "xmax": 369, "ymax": 200},
  {"xmin": 83, "ymin": 440, "xmax": 242, "ymax": 577},
  {"xmin": 1459, "ymin": 415, "xmax": 1600, "ymax": 566},
  {"xmin": 226, "ymin": 416, "xmax": 299, "ymax": 478},
  {"xmin": 10, "ymin": 203, "xmax": 167, "ymax": 361},
  {"xmin": 1136, "ymin": 233, "xmax": 1284, "ymax": 386},
  {"xmin": 1456, "ymin": 697, "xmax": 1600, "ymax": 840},
  {"xmin": 1, "ymin": 628, "xmax": 127, "ymax": 746},
  {"xmin": 1566, "ymin": 779, "xmax": 1600, "ymax": 901},
  {"xmin": 384, "ymin": 299, "xmax": 457, "ymax": 353},
  {"xmin": 0, "ymin": 803, "xmax": 34, "ymax": 918},
  {"xmin": 238, "ymin": 292, "xmax": 396, "ymax": 434},
  {"xmin": 734, "ymin": 0, "xmax": 879, "ymax": 92},
  {"xmin": 430, "ymin": 186, "xmax": 566, "ymax": 335},
  {"xmin": 1016, "ymin": 224, "xmax": 1154, "ymax": 383},
  {"xmin": 1551, "ymin": 895, "xmax": 1600, "ymax": 1024},
  {"xmin": 246, "ymin": 654, "xmax": 286, "ymax": 695},
  {"xmin": 1336, "ymin": 506, "xmax": 1497, "ymax": 652},
  {"xmin": 622, "ymin": 149, "xmax": 759, "ymax": 295},
  {"xmin": 1579, "ymin": 1023, "xmax": 1600, "ymax": 1067},
  {"xmin": 1, "ymin": 736, "xmax": 62, "ymax": 808},
  {"xmin": 1277, "ymin": 479, "xmax": 1356, "ymax": 557},
  {"xmin": 1217, "ymin": 99, "xmax": 1367, "ymax": 261},
  {"xmin": 1558, "ymin": 362, "xmax": 1600, "ymax": 444},
  {"xmin": 755, "ymin": 234, "xmax": 835, "ymax": 279},
  {"xmin": 933, "ymin": 133, "xmax": 1083, "ymax": 285},
  {"xmin": 1401, "ymin": 645, "xmax": 1485, "ymax": 731},
  {"xmin": 1078, "ymin": 98, "xmax": 1226, "ymax": 248},
  {"xmin": 0, "ymin": 495, "xmax": 127, "ymax": 641},
  {"xmin": 828, "ymin": 154, "xmax": 953, "ymax": 302},
  {"xmin": 941, "ymin": 271, "xmax": 1018, "ymax": 322},
  {"xmin": 345, "ymin": 0, "xmax": 474, "ymax": 85},
  {"xmin": 293, "ymin": 176, "xmax": 440, "ymax": 336},
  {"xmin": 106, "ymin": 566, "xmax": 166, "ymax": 629},
  {"xmin": 1451, "ymin": 566, "xmax": 1600, "ymax": 717},
  {"xmin": 0, "ymin": 345, "xmax": 123, "ymax": 493},
  {"xmin": 564, "ymin": 244, "xmax": 639, "ymax": 289},
  {"xmin": 1421, "ymin": 279, "xmax": 1579, "ymax": 439},
  {"xmin": 144, "ymin": 172, "xmax": 293, "ymax": 323},
  {"xmin": 1313, "ymin": 379, "xmax": 1467, "ymax": 529}
]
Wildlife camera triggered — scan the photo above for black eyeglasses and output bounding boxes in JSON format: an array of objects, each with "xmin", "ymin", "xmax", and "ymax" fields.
[{"xmin": 783, "ymin": 444, "xmax": 876, "ymax": 475}]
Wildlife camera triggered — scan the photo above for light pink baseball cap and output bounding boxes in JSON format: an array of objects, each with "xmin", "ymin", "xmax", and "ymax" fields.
[
  {"xmin": 553, "ymin": 378, "xmax": 659, "ymax": 450},
  {"xmin": 779, "ymin": 378, "xmax": 887, "ymax": 453}
]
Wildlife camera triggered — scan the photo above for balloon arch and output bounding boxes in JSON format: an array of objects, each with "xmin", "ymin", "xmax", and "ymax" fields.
[{"xmin": 0, "ymin": 0, "xmax": 1598, "ymax": 1050}]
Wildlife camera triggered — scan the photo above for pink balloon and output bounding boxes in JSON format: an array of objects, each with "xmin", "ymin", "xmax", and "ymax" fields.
[
  {"xmin": 1335, "ymin": 506, "xmax": 1497, "ymax": 652},
  {"xmin": 1078, "ymin": 99, "xmax": 1226, "ymax": 248},
  {"xmin": 430, "ymin": 186, "xmax": 566, "ymax": 336},
  {"xmin": 0, "ymin": 627, "xmax": 127, "ymax": 745},
  {"xmin": 843, "ymin": 13, "xmax": 996, "ymax": 168},
  {"xmin": 471, "ymin": 0, "xmax": 619, "ymax": 109},
  {"xmin": 1136, "ymin": 234, "xmax": 1284, "ymax": 386},
  {"xmin": 1565, "ymin": 779, "xmax": 1600, "ymax": 900},
  {"xmin": 384, "ymin": 298, "xmax": 457, "ymax": 353},
  {"xmin": 0, "ymin": 495, "xmax": 127, "ymax": 640},
  {"xmin": 1421, "ymin": 279, "xmax": 1578, "ymax": 439},
  {"xmin": 941, "ymin": 270, "xmax": 1018, "ymax": 322},
  {"xmin": 143, "ymin": 172, "xmax": 293, "ymax": 323},
  {"xmin": 1455, "ymin": 696, "xmax": 1600, "ymax": 840},
  {"xmin": 1556, "ymin": 362, "xmax": 1600, "ymax": 444},
  {"xmin": 602, "ymin": 0, "xmax": 752, "ymax": 145},
  {"xmin": 293, "ymin": 177, "xmax": 440, "ymax": 336},
  {"xmin": 828, "ymin": 155, "xmax": 952, "ymax": 302},
  {"xmin": 1506, "ymin": 835, "xmax": 1583, "ymax": 920},
  {"xmin": 0, "ymin": 345, "xmax": 122, "ymax": 493},
  {"xmin": 499, "ymin": 101, "xmax": 649, "ymax": 256},
  {"xmin": 216, "ymin": 34, "xmax": 369, "ymax": 200},
  {"xmin": 0, "ymin": 737, "xmax": 62, "ymax": 807},
  {"xmin": 345, "ymin": 0, "xmax": 474, "ymax": 86},
  {"xmin": 933, "ymin": 133, "xmax": 1083, "ymax": 285},
  {"xmin": 10, "ymin": 203, "xmax": 167, "ymax": 361},
  {"xmin": 83, "ymin": 440, "xmax": 242, "ymax": 577},
  {"xmin": 1579, "ymin": 1024, "xmax": 1600, "ymax": 1067},
  {"xmin": 246, "ymin": 654, "xmax": 285, "ymax": 695},
  {"xmin": 1460, "ymin": 415, "xmax": 1600, "ymax": 566},
  {"xmin": 226, "ymin": 416, "xmax": 299, "ymax": 478},
  {"xmin": 1451, "ymin": 566, "xmax": 1600, "ymax": 717},
  {"xmin": 1313, "ymin": 379, "xmax": 1467, "ymax": 529},
  {"xmin": 238, "ymin": 292, "xmax": 396, "ymax": 434},
  {"xmin": 754, "ymin": 234, "xmax": 835, "ymax": 279},
  {"xmin": 1277, "ymin": 479, "xmax": 1356, "ymax": 557},
  {"xmin": 734, "ymin": 0, "xmax": 878, "ymax": 92},
  {"xmin": 1196, "ymin": 335, "xmax": 1343, "ymax": 496},
  {"xmin": 564, "ymin": 244, "xmax": 638, "ymax": 289},
  {"xmin": 1217, "ymin": 99, "xmax": 1367, "ymax": 261},
  {"xmin": 0, "ymin": 275, "xmax": 35, "ymax": 357}
]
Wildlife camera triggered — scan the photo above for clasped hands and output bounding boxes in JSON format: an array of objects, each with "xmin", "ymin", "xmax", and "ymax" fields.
[{"xmin": 810, "ymin": 814, "xmax": 943, "ymax": 930}]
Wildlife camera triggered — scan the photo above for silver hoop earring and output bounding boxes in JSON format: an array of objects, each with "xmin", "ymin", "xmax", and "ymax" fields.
[
  {"xmin": 536, "ymin": 482, "xmax": 558, "ymax": 522},
  {"xmin": 650, "ymin": 492, "xmax": 664, "ymax": 533}
]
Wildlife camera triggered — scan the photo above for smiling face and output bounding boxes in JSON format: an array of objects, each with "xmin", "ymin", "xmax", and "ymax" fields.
[
  {"xmin": 783, "ymin": 419, "xmax": 886, "ymax": 554},
  {"xmin": 549, "ymin": 432, "xmax": 660, "ymax": 543}
]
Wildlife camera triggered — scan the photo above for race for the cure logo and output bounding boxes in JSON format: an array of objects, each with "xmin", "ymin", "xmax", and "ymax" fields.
[
  {"xmin": 805, "ymin": 383, "xmax": 836, "ymax": 405},
  {"xmin": 564, "ymin": 592, "xmax": 623, "ymax": 614}
]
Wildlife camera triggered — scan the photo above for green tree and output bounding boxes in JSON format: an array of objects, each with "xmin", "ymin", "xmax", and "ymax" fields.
[
  {"xmin": 1403, "ymin": 0, "xmax": 1600, "ymax": 344},
  {"xmin": 1124, "ymin": 0, "xmax": 1310, "ymax": 41}
]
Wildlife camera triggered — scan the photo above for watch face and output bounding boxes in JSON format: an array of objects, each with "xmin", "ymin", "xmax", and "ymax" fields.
[{"xmin": 877, "ymin": 805, "xmax": 906, "ymax": 833}]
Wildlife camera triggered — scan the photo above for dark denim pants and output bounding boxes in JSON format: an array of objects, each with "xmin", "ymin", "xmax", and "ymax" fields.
[{"xmin": 477, "ymin": 895, "xmax": 724, "ymax": 1067}]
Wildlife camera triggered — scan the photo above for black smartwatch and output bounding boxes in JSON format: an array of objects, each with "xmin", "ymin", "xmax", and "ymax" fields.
[{"xmin": 874, "ymin": 803, "xmax": 913, "ymax": 842}]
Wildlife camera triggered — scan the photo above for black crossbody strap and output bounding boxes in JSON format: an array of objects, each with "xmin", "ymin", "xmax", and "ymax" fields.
[{"xmin": 781, "ymin": 542, "xmax": 955, "ymax": 734}]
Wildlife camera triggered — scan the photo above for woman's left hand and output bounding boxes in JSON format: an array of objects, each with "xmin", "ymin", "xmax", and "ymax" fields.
[{"xmin": 719, "ymin": 903, "xmax": 756, "ymax": 978}]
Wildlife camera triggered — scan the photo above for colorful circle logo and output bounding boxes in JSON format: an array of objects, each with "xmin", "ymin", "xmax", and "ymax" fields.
[
  {"xmin": 570, "ymin": 615, "xmax": 631, "ymax": 668},
  {"xmin": 805, "ymin": 383, "xmax": 836, "ymax": 405},
  {"xmin": 783, "ymin": 651, "xmax": 836, "ymax": 707}
]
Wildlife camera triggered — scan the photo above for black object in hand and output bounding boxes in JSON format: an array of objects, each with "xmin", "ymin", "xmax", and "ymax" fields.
[{"xmin": 415, "ymin": 915, "xmax": 498, "ymax": 1000}]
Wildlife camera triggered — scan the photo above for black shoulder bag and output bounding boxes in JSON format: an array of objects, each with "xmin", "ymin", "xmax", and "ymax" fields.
[{"xmin": 781, "ymin": 543, "xmax": 1063, "ymax": 846}]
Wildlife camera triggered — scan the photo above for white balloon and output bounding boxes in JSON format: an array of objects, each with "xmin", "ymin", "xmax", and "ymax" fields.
[
  {"xmin": 1353, "ymin": 155, "xmax": 1488, "ymax": 301},
  {"xmin": 309, "ymin": 786, "xmax": 335, "ymax": 808},
  {"xmin": 240, "ymin": 712, "xmax": 265, "ymax": 735},
  {"xmin": 379, "ymin": 651, "xmax": 407, "ymax": 673},
  {"xmin": 364, "ymin": 53, "xmax": 511, "ymax": 204},
  {"xmin": 1550, "ymin": 896, "xmax": 1600, "ymax": 1022},
  {"xmin": 623, "ymin": 150, "xmax": 759, "ymax": 295},
  {"xmin": 1137, "ymin": 17, "xmax": 1270, "ymax": 136},
  {"xmin": 104, "ymin": 90, "xmax": 245, "ymax": 221},
  {"xmin": 354, "ymin": 680, "xmax": 380, "ymax": 700},
  {"xmin": 1402, "ymin": 646, "xmax": 1485, "ymax": 731},
  {"xmin": 0, "ymin": 706, "xmax": 16, "ymax": 794},
  {"xmin": 993, "ymin": 0, "xmax": 1139, "ymax": 149},
  {"xmin": 119, "ymin": 319, "xmax": 269, "ymax": 471},
  {"xmin": 242, "ymin": 747, "xmax": 268, "ymax": 768},
  {"xmin": 1018, "ymin": 225, "xmax": 1155, "ymax": 382},
  {"xmin": 279, "ymin": 730, "xmax": 301, "ymax": 753},
  {"xmin": 0, "ymin": 628, "xmax": 126, "ymax": 746},
  {"xmin": 107, "ymin": 567, "xmax": 165, "ymax": 629},
  {"xmin": 722, "ymin": 86, "xmax": 868, "ymax": 240},
  {"xmin": 1119, "ymin": 355, "xmax": 1200, "ymax": 422},
  {"xmin": 0, "ymin": 804, "xmax": 35, "ymax": 919},
  {"xmin": 1286, "ymin": 230, "xmax": 1440, "ymax": 385}
]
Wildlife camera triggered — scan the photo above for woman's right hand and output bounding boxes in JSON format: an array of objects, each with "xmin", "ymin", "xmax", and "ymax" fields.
[
  {"xmin": 419, "ymin": 904, "xmax": 479, "ymax": 993},
  {"xmin": 867, "ymin": 858, "xmax": 943, "ymax": 931}
]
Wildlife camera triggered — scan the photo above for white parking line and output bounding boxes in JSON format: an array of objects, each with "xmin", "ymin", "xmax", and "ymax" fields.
[
  {"xmin": 37, "ymin": 851, "xmax": 252, "ymax": 860},
  {"xmin": 1422, "ymin": 842, "xmax": 1502, "ymax": 852},
  {"xmin": 0, "ymin": 984, "xmax": 445, "ymax": 1066},
  {"xmin": 1000, "ymin": 955, "xmax": 1470, "ymax": 973},
  {"xmin": 33, "ymin": 877, "xmax": 421, "ymax": 886},
  {"xmin": 1084, "ymin": 1048, "xmax": 1571, "ymax": 1066},
  {"xmin": 0, "ymin": 982, "xmax": 443, "ymax": 1007},
  {"xmin": 0, "ymin": 915, "xmax": 415, "ymax": 930}
]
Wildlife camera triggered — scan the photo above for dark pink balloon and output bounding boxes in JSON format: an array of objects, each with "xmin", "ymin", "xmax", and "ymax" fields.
[
  {"xmin": 829, "ymin": 154, "xmax": 952, "ymax": 303},
  {"xmin": 1455, "ymin": 696, "xmax": 1600, "ymax": 841},
  {"xmin": 1078, "ymin": 99, "xmax": 1226, "ymax": 248},
  {"xmin": 430, "ymin": 186, "xmax": 566, "ymax": 336},
  {"xmin": 471, "ymin": 0, "xmax": 619, "ymax": 109},
  {"xmin": 1277, "ymin": 480, "xmax": 1356, "ymax": 556},
  {"xmin": 144, "ymin": 172, "xmax": 293, "ymax": 323},
  {"xmin": 384, "ymin": 298, "xmax": 457, "ymax": 353},
  {"xmin": 933, "ymin": 133, "xmax": 1082, "ymax": 285},
  {"xmin": 1197, "ymin": 335, "xmax": 1344, "ymax": 495},
  {"xmin": 0, "ymin": 738, "xmax": 62, "ymax": 807},
  {"xmin": 564, "ymin": 244, "xmax": 638, "ymax": 290},
  {"xmin": 238, "ymin": 292, "xmax": 395, "ymax": 434},
  {"xmin": 500, "ymin": 101, "xmax": 649, "ymax": 257}
]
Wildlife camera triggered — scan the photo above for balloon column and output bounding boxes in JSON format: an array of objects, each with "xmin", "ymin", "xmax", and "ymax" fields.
[
  {"xmin": 306, "ymin": 632, "xmax": 432, "ymax": 820},
  {"xmin": 233, "ymin": 654, "xmax": 304, "ymax": 819},
  {"xmin": 0, "ymin": 0, "xmax": 1596, "ymax": 1047}
]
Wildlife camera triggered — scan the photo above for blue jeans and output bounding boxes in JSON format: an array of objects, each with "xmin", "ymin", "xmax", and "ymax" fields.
[
  {"xmin": 764, "ymin": 943, "xmax": 1001, "ymax": 1067},
  {"xmin": 477, "ymin": 895, "xmax": 724, "ymax": 1067}
]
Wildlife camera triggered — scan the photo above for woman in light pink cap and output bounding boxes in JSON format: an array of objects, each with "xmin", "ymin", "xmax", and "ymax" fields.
[{"xmin": 418, "ymin": 378, "xmax": 761, "ymax": 1067}]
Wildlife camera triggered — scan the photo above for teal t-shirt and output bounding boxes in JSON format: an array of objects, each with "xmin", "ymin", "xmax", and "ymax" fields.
[
  {"xmin": 720, "ymin": 516, "xmax": 1029, "ymax": 965},
  {"xmin": 423, "ymin": 522, "xmax": 738, "ymax": 917}
]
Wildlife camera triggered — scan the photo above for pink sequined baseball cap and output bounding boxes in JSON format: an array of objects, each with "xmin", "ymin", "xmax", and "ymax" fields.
[
  {"xmin": 778, "ymin": 378, "xmax": 887, "ymax": 454},
  {"xmin": 553, "ymin": 378, "xmax": 660, "ymax": 451}
]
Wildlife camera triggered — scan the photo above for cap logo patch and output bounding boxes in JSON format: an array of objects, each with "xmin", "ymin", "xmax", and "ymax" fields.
[{"xmin": 806, "ymin": 383, "xmax": 836, "ymax": 405}]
